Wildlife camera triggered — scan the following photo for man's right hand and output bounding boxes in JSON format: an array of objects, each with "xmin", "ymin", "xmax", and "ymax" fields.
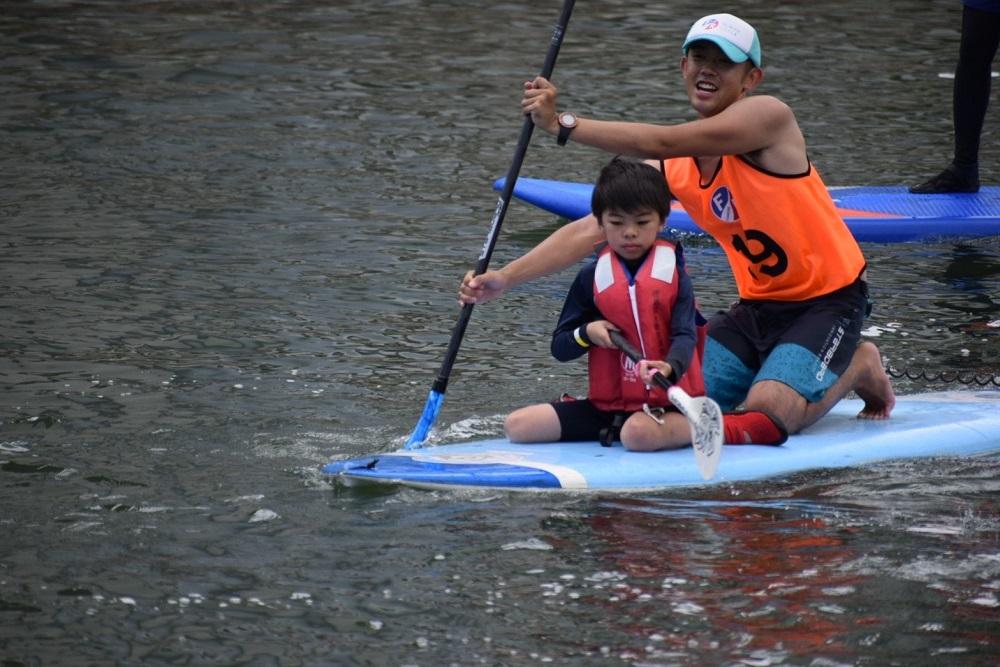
[{"xmin": 458, "ymin": 269, "xmax": 509, "ymax": 305}]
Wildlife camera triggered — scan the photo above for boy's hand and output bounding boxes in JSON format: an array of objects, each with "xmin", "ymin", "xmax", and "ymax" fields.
[
  {"xmin": 459, "ymin": 269, "xmax": 508, "ymax": 305},
  {"xmin": 585, "ymin": 320, "xmax": 619, "ymax": 348},
  {"xmin": 638, "ymin": 359, "xmax": 673, "ymax": 385}
]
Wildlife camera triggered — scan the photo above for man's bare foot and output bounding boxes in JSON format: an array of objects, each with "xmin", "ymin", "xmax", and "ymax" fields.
[{"xmin": 852, "ymin": 342, "xmax": 895, "ymax": 419}]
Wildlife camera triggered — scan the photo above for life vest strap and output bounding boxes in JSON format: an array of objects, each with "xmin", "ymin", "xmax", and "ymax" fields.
[{"xmin": 599, "ymin": 412, "xmax": 626, "ymax": 447}]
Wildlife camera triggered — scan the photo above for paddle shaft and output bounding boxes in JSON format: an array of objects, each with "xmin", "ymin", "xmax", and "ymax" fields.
[
  {"xmin": 608, "ymin": 330, "xmax": 674, "ymax": 393},
  {"xmin": 609, "ymin": 329, "xmax": 723, "ymax": 479},
  {"xmin": 429, "ymin": 0, "xmax": 576, "ymax": 396}
]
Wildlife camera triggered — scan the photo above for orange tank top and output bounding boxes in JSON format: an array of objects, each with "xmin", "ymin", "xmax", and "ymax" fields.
[{"xmin": 665, "ymin": 155, "xmax": 865, "ymax": 301}]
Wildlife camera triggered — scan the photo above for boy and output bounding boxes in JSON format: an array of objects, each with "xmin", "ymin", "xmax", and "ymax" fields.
[
  {"xmin": 504, "ymin": 157, "xmax": 703, "ymax": 451},
  {"xmin": 505, "ymin": 157, "xmax": 786, "ymax": 450},
  {"xmin": 463, "ymin": 13, "xmax": 895, "ymax": 438}
]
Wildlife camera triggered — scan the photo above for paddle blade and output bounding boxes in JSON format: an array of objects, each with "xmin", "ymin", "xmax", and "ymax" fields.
[
  {"xmin": 405, "ymin": 389, "xmax": 444, "ymax": 450},
  {"xmin": 668, "ymin": 388, "xmax": 723, "ymax": 480}
]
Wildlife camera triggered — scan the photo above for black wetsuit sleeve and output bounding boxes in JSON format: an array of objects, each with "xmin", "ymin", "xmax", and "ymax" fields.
[
  {"xmin": 551, "ymin": 262, "xmax": 600, "ymax": 362},
  {"xmin": 663, "ymin": 244, "xmax": 697, "ymax": 382}
]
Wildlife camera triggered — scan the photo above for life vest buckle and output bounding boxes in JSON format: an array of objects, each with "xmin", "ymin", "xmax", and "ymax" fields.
[
  {"xmin": 599, "ymin": 412, "xmax": 626, "ymax": 447},
  {"xmin": 642, "ymin": 403, "xmax": 666, "ymax": 425}
]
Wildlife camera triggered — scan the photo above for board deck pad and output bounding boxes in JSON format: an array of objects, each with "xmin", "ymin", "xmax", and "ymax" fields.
[
  {"xmin": 493, "ymin": 177, "xmax": 1000, "ymax": 243},
  {"xmin": 323, "ymin": 392, "xmax": 1000, "ymax": 491}
]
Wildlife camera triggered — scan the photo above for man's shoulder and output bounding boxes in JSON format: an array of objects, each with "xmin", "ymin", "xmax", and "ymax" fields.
[
  {"xmin": 730, "ymin": 95, "xmax": 806, "ymax": 171},
  {"xmin": 735, "ymin": 94, "xmax": 794, "ymax": 117}
]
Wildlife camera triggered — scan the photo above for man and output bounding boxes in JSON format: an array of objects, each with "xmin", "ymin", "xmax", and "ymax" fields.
[
  {"xmin": 910, "ymin": 0, "xmax": 1000, "ymax": 193},
  {"xmin": 460, "ymin": 13, "xmax": 895, "ymax": 436}
]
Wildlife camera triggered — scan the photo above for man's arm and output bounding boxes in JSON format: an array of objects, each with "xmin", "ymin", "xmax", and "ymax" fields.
[
  {"xmin": 522, "ymin": 77, "xmax": 808, "ymax": 174},
  {"xmin": 459, "ymin": 214, "xmax": 603, "ymax": 304},
  {"xmin": 566, "ymin": 99, "xmax": 797, "ymax": 162}
]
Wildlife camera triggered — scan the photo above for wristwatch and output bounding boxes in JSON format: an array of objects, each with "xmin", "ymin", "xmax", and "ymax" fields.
[{"xmin": 556, "ymin": 111, "xmax": 578, "ymax": 146}]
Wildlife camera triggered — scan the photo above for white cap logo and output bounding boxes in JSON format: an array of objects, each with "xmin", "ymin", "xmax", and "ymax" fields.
[{"xmin": 683, "ymin": 13, "xmax": 762, "ymax": 67}]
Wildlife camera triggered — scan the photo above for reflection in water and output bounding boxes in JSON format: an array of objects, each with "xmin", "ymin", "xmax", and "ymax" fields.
[
  {"xmin": 586, "ymin": 499, "xmax": 863, "ymax": 662},
  {"xmin": 937, "ymin": 242, "xmax": 1000, "ymax": 379},
  {"xmin": 941, "ymin": 243, "xmax": 1000, "ymax": 316},
  {"xmin": 581, "ymin": 495, "xmax": 1000, "ymax": 663}
]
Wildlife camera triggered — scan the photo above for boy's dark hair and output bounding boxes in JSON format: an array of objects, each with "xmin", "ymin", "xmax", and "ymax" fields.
[{"xmin": 590, "ymin": 156, "xmax": 673, "ymax": 221}]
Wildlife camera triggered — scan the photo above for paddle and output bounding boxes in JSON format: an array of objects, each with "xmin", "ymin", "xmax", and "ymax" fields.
[
  {"xmin": 608, "ymin": 330, "xmax": 723, "ymax": 480},
  {"xmin": 405, "ymin": 0, "xmax": 577, "ymax": 450}
]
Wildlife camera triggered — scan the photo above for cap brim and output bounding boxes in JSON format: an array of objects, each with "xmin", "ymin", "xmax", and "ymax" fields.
[{"xmin": 683, "ymin": 36, "xmax": 750, "ymax": 65}]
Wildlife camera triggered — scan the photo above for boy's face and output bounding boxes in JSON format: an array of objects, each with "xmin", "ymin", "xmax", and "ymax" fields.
[
  {"xmin": 681, "ymin": 41, "xmax": 760, "ymax": 118},
  {"xmin": 599, "ymin": 207, "xmax": 663, "ymax": 261}
]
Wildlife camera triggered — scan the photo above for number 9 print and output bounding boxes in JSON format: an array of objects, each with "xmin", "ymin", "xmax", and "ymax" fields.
[{"xmin": 731, "ymin": 229, "xmax": 789, "ymax": 278}]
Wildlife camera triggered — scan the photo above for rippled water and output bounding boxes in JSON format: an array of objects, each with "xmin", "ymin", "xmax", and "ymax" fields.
[{"xmin": 2, "ymin": 1, "xmax": 999, "ymax": 665}]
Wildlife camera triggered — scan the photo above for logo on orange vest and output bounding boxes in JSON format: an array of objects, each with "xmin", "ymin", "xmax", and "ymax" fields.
[{"xmin": 711, "ymin": 186, "xmax": 739, "ymax": 222}]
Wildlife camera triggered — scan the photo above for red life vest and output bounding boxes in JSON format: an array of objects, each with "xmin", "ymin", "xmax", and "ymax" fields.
[{"xmin": 588, "ymin": 239, "xmax": 706, "ymax": 412}]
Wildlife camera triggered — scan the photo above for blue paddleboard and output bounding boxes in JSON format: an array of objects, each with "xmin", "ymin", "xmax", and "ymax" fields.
[
  {"xmin": 494, "ymin": 177, "xmax": 1000, "ymax": 243},
  {"xmin": 323, "ymin": 392, "xmax": 1000, "ymax": 491}
]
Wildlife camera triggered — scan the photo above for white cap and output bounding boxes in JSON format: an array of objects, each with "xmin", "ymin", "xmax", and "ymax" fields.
[{"xmin": 682, "ymin": 14, "xmax": 762, "ymax": 67}]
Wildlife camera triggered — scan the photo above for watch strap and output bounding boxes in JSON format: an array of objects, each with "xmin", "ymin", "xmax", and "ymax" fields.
[{"xmin": 557, "ymin": 122, "xmax": 574, "ymax": 146}]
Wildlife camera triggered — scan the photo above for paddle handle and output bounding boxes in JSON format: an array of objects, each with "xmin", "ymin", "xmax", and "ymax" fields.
[
  {"xmin": 430, "ymin": 0, "xmax": 576, "ymax": 395},
  {"xmin": 609, "ymin": 330, "xmax": 723, "ymax": 479},
  {"xmin": 608, "ymin": 330, "xmax": 673, "ymax": 392}
]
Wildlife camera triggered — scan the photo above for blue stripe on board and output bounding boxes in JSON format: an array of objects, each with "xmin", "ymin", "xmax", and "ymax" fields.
[{"xmin": 323, "ymin": 455, "xmax": 563, "ymax": 488}]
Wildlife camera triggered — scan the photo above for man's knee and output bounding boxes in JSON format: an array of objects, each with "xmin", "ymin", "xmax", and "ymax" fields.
[
  {"xmin": 744, "ymin": 380, "xmax": 809, "ymax": 433},
  {"xmin": 704, "ymin": 337, "xmax": 755, "ymax": 411}
]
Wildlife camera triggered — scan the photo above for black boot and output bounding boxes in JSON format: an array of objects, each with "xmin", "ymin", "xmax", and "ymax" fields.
[{"xmin": 909, "ymin": 163, "xmax": 980, "ymax": 194}]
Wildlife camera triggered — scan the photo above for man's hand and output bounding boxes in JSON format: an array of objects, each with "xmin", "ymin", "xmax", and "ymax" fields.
[
  {"xmin": 521, "ymin": 76, "xmax": 560, "ymax": 134},
  {"xmin": 458, "ymin": 269, "xmax": 509, "ymax": 305}
]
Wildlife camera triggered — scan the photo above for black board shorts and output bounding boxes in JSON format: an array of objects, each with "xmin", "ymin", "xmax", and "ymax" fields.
[
  {"xmin": 702, "ymin": 278, "xmax": 869, "ymax": 409},
  {"xmin": 550, "ymin": 397, "xmax": 677, "ymax": 443}
]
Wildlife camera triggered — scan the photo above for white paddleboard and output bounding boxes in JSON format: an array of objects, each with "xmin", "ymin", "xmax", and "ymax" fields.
[{"xmin": 323, "ymin": 391, "xmax": 1000, "ymax": 491}]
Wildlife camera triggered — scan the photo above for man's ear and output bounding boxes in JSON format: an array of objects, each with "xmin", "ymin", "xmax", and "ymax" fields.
[{"xmin": 742, "ymin": 66, "xmax": 764, "ymax": 94}]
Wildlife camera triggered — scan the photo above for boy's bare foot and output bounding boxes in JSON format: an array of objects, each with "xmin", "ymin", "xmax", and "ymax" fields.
[{"xmin": 852, "ymin": 342, "xmax": 895, "ymax": 419}]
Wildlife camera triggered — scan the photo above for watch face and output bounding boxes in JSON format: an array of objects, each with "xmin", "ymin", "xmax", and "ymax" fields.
[{"xmin": 559, "ymin": 112, "xmax": 577, "ymax": 128}]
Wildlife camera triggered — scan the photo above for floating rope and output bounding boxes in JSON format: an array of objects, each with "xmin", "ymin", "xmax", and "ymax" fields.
[{"xmin": 885, "ymin": 366, "xmax": 1000, "ymax": 388}]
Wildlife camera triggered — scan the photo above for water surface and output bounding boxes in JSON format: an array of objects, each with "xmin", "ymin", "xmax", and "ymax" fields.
[{"xmin": 2, "ymin": 1, "xmax": 999, "ymax": 665}]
